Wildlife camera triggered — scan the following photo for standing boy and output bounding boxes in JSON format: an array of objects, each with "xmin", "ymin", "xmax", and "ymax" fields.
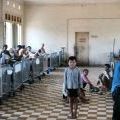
[{"xmin": 64, "ymin": 56, "xmax": 81, "ymax": 119}]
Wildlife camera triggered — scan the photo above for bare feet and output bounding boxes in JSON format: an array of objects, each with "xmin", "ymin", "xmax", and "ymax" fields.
[
  {"xmin": 68, "ymin": 112, "xmax": 74, "ymax": 119},
  {"xmin": 73, "ymin": 112, "xmax": 77, "ymax": 119},
  {"xmin": 81, "ymin": 98, "xmax": 89, "ymax": 104},
  {"xmin": 68, "ymin": 113, "xmax": 74, "ymax": 119}
]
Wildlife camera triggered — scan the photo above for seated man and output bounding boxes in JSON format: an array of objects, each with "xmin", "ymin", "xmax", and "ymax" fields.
[{"xmin": 97, "ymin": 64, "xmax": 112, "ymax": 94}]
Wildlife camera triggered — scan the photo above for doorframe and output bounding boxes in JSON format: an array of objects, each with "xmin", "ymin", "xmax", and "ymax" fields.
[{"xmin": 75, "ymin": 32, "xmax": 89, "ymax": 65}]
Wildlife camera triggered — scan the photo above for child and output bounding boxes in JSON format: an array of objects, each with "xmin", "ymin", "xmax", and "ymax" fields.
[
  {"xmin": 97, "ymin": 64, "xmax": 112, "ymax": 94},
  {"xmin": 64, "ymin": 56, "xmax": 81, "ymax": 119},
  {"xmin": 81, "ymin": 69, "xmax": 94, "ymax": 92}
]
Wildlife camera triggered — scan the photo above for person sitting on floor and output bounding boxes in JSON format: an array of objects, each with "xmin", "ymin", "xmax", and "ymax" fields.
[
  {"xmin": 81, "ymin": 69, "xmax": 95, "ymax": 92},
  {"xmin": 97, "ymin": 64, "xmax": 112, "ymax": 95}
]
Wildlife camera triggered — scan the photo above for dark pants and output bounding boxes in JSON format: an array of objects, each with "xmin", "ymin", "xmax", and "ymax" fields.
[
  {"xmin": 83, "ymin": 82, "xmax": 93, "ymax": 89},
  {"xmin": 83, "ymin": 83, "xmax": 87, "ymax": 88},
  {"xmin": 67, "ymin": 89, "xmax": 79, "ymax": 97},
  {"xmin": 112, "ymin": 86, "xmax": 120, "ymax": 120},
  {"xmin": 101, "ymin": 77, "xmax": 112, "ymax": 91}
]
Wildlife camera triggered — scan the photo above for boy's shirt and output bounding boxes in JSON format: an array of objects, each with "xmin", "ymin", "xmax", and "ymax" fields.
[{"xmin": 64, "ymin": 67, "xmax": 81, "ymax": 90}]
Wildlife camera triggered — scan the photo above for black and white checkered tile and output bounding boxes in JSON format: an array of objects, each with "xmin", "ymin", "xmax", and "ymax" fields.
[{"xmin": 0, "ymin": 67, "xmax": 113, "ymax": 120}]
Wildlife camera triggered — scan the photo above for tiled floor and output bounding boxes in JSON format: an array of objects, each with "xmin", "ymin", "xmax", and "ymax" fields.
[{"xmin": 0, "ymin": 67, "xmax": 113, "ymax": 120}]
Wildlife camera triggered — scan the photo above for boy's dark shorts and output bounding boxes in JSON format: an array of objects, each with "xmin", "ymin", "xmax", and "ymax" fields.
[{"xmin": 67, "ymin": 89, "xmax": 79, "ymax": 97}]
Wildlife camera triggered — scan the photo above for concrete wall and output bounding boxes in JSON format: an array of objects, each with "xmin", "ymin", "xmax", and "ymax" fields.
[{"xmin": 24, "ymin": 3, "xmax": 120, "ymax": 65}]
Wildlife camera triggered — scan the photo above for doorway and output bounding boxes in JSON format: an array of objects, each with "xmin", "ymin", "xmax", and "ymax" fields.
[{"xmin": 75, "ymin": 32, "xmax": 89, "ymax": 65}]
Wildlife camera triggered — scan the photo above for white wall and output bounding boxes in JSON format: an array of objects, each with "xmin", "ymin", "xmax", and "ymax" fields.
[
  {"xmin": 68, "ymin": 19, "xmax": 120, "ymax": 65},
  {"xmin": 24, "ymin": 3, "xmax": 120, "ymax": 65}
]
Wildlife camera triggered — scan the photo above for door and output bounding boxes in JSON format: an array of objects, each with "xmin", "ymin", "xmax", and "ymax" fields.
[{"xmin": 75, "ymin": 32, "xmax": 89, "ymax": 65}]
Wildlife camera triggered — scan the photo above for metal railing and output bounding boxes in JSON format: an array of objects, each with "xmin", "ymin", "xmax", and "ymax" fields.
[{"xmin": 0, "ymin": 51, "xmax": 63, "ymax": 104}]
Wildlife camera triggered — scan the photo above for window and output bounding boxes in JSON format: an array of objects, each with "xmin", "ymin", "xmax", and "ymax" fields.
[
  {"xmin": 5, "ymin": 22, "xmax": 13, "ymax": 49},
  {"xmin": 5, "ymin": 22, "xmax": 22, "ymax": 49},
  {"xmin": 18, "ymin": 24, "xmax": 22, "ymax": 45}
]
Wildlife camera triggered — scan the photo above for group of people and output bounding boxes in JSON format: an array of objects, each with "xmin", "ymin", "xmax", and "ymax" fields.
[
  {"xmin": 1, "ymin": 44, "xmax": 119, "ymax": 119},
  {"xmin": 0, "ymin": 43, "xmax": 46, "ymax": 65},
  {"xmin": 63, "ymin": 56, "xmax": 115, "ymax": 119}
]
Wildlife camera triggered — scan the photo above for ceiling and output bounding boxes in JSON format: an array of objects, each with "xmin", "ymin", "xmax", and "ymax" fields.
[{"xmin": 24, "ymin": 0, "xmax": 120, "ymax": 5}]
